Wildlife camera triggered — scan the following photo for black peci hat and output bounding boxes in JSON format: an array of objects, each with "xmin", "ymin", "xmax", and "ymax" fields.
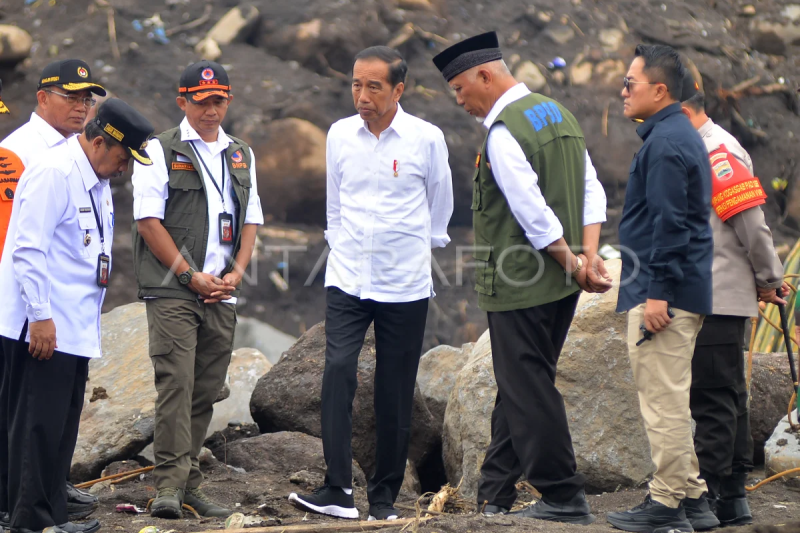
[
  {"xmin": 38, "ymin": 59, "xmax": 106, "ymax": 96},
  {"xmin": 179, "ymin": 60, "xmax": 231, "ymax": 102},
  {"xmin": 93, "ymin": 98, "xmax": 155, "ymax": 166},
  {"xmin": 433, "ymin": 31, "xmax": 503, "ymax": 82}
]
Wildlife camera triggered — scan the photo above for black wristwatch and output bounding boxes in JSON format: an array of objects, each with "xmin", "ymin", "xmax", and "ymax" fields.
[{"xmin": 178, "ymin": 267, "xmax": 196, "ymax": 285}]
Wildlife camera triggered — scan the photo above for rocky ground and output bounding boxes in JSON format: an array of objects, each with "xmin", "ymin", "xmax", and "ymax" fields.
[
  {"xmin": 82, "ymin": 462, "xmax": 800, "ymax": 533},
  {"xmin": 3, "ymin": 0, "xmax": 800, "ymax": 342}
]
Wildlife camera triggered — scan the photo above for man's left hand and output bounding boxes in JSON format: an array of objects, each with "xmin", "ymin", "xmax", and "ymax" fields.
[
  {"xmin": 222, "ymin": 272, "xmax": 242, "ymax": 288},
  {"xmin": 585, "ymin": 255, "xmax": 613, "ymax": 293},
  {"xmin": 644, "ymin": 298, "xmax": 672, "ymax": 333},
  {"xmin": 757, "ymin": 285, "xmax": 788, "ymax": 306}
]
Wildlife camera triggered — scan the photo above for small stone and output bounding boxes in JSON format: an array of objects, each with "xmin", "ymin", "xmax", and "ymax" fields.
[
  {"xmin": 545, "ymin": 25, "xmax": 576, "ymax": 45},
  {"xmin": 514, "ymin": 61, "xmax": 548, "ymax": 92},
  {"xmin": 570, "ymin": 62, "xmax": 593, "ymax": 85},
  {"xmin": 599, "ymin": 28, "xmax": 625, "ymax": 52},
  {"xmin": 195, "ymin": 37, "xmax": 221, "ymax": 61},
  {"xmin": 740, "ymin": 5, "xmax": 756, "ymax": 16},
  {"xmin": 552, "ymin": 70, "xmax": 567, "ymax": 85},
  {"xmin": 778, "ymin": 438, "xmax": 789, "ymax": 446}
]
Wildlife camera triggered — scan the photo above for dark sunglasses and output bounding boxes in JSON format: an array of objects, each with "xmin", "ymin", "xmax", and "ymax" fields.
[{"xmin": 622, "ymin": 77, "xmax": 660, "ymax": 91}]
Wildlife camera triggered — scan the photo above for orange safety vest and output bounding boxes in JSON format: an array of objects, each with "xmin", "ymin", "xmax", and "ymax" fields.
[
  {"xmin": 709, "ymin": 144, "xmax": 767, "ymax": 222},
  {"xmin": 0, "ymin": 147, "xmax": 24, "ymax": 261}
]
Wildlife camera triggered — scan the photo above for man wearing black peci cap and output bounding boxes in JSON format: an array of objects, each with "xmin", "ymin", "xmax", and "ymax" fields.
[
  {"xmin": 0, "ymin": 59, "xmax": 107, "ymax": 532},
  {"xmin": 132, "ymin": 60, "xmax": 263, "ymax": 519},
  {"xmin": 0, "ymin": 98, "xmax": 153, "ymax": 533},
  {"xmin": 432, "ymin": 32, "xmax": 611, "ymax": 525}
]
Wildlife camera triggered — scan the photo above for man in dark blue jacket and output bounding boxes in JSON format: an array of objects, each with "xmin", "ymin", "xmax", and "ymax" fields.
[{"xmin": 607, "ymin": 45, "xmax": 718, "ymax": 533}]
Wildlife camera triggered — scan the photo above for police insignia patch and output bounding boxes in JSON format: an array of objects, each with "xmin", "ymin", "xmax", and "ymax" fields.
[
  {"xmin": 231, "ymin": 150, "xmax": 243, "ymax": 163},
  {"xmin": 77, "ymin": 67, "xmax": 89, "ymax": 78},
  {"xmin": 713, "ymin": 160, "xmax": 734, "ymax": 181}
]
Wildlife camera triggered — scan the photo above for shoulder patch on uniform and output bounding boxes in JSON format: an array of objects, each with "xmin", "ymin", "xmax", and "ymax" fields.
[
  {"xmin": 231, "ymin": 149, "xmax": 247, "ymax": 169},
  {"xmin": 171, "ymin": 162, "xmax": 196, "ymax": 172}
]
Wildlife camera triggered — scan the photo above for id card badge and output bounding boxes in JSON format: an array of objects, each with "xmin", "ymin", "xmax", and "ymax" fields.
[
  {"xmin": 97, "ymin": 253, "xmax": 111, "ymax": 288},
  {"xmin": 219, "ymin": 213, "xmax": 234, "ymax": 244}
]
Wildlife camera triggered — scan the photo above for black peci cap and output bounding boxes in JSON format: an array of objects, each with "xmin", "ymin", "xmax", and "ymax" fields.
[
  {"xmin": 433, "ymin": 31, "xmax": 503, "ymax": 82},
  {"xmin": 92, "ymin": 98, "xmax": 155, "ymax": 166},
  {"xmin": 38, "ymin": 59, "xmax": 106, "ymax": 96},
  {"xmin": 179, "ymin": 60, "xmax": 231, "ymax": 102},
  {"xmin": 680, "ymin": 70, "xmax": 701, "ymax": 102}
]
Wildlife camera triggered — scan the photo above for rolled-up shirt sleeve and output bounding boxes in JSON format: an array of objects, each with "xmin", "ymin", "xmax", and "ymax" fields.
[
  {"xmin": 132, "ymin": 137, "xmax": 169, "ymax": 221},
  {"xmin": 583, "ymin": 151, "xmax": 607, "ymax": 225},
  {"xmin": 12, "ymin": 165, "xmax": 69, "ymax": 323},
  {"xmin": 244, "ymin": 147, "xmax": 264, "ymax": 225},
  {"xmin": 325, "ymin": 130, "xmax": 342, "ymax": 248},
  {"xmin": 427, "ymin": 129, "xmax": 454, "ymax": 248},
  {"xmin": 487, "ymin": 124, "xmax": 563, "ymax": 250}
]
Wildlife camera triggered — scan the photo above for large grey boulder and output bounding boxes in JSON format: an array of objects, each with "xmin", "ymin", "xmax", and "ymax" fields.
[
  {"xmin": 416, "ymin": 342, "xmax": 474, "ymax": 435},
  {"xmin": 250, "ymin": 323, "xmax": 439, "ymax": 478},
  {"xmin": 0, "ymin": 25, "xmax": 32, "ymax": 67},
  {"xmin": 444, "ymin": 259, "xmax": 653, "ymax": 499},
  {"xmin": 233, "ymin": 316, "xmax": 297, "ymax": 365},
  {"xmin": 207, "ymin": 348, "xmax": 273, "ymax": 435}
]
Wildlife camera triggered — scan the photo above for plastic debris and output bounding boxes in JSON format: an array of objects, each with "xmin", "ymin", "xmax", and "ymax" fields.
[
  {"xmin": 132, "ymin": 20, "xmax": 143, "ymax": 32},
  {"xmin": 547, "ymin": 56, "xmax": 567, "ymax": 70},
  {"xmin": 116, "ymin": 504, "xmax": 146, "ymax": 514}
]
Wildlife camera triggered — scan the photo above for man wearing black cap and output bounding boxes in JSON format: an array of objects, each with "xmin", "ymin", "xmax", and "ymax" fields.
[
  {"xmin": 0, "ymin": 98, "xmax": 154, "ymax": 533},
  {"xmin": 0, "ymin": 59, "xmax": 107, "ymax": 532},
  {"xmin": 132, "ymin": 60, "xmax": 263, "ymax": 519},
  {"xmin": 679, "ymin": 71, "xmax": 784, "ymax": 527},
  {"xmin": 432, "ymin": 32, "xmax": 611, "ymax": 525}
]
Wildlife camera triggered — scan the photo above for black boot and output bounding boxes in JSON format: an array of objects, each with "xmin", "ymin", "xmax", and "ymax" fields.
[
  {"xmin": 607, "ymin": 494, "xmax": 693, "ymax": 533},
  {"xmin": 715, "ymin": 473, "xmax": 752, "ymax": 527},
  {"xmin": 509, "ymin": 489, "xmax": 595, "ymax": 525},
  {"xmin": 682, "ymin": 495, "xmax": 720, "ymax": 531}
]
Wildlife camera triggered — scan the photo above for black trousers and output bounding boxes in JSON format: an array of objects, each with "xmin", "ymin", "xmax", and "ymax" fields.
[
  {"xmin": 321, "ymin": 287, "xmax": 428, "ymax": 506},
  {"xmin": 1, "ymin": 326, "xmax": 89, "ymax": 531},
  {"xmin": 477, "ymin": 293, "xmax": 585, "ymax": 508},
  {"xmin": 690, "ymin": 315, "xmax": 753, "ymax": 499}
]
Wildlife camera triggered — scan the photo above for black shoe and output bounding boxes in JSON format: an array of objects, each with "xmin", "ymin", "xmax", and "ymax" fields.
[
  {"xmin": 66, "ymin": 483, "xmax": 98, "ymax": 521},
  {"xmin": 683, "ymin": 497, "xmax": 719, "ymax": 531},
  {"xmin": 0, "ymin": 512, "xmax": 8, "ymax": 529},
  {"xmin": 509, "ymin": 490, "xmax": 596, "ymax": 525},
  {"xmin": 367, "ymin": 504, "xmax": 399, "ymax": 521},
  {"xmin": 607, "ymin": 495, "xmax": 693, "ymax": 533},
  {"xmin": 288, "ymin": 485, "xmax": 358, "ymax": 519},
  {"xmin": 57, "ymin": 521, "xmax": 101, "ymax": 533},
  {"xmin": 481, "ymin": 504, "xmax": 509, "ymax": 517},
  {"xmin": 715, "ymin": 498, "xmax": 752, "ymax": 527},
  {"xmin": 15, "ymin": 528, "xmax": 68, "ymax": 533}
]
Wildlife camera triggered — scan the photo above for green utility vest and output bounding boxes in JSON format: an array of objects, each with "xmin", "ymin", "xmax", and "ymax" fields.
[
  {"xmin": 473, "ymin": 93, "xmax": 586, "ymax": 312},
  {"xmin": 132, "ymin": 127, "xmax": 253, "ymax": 301}
]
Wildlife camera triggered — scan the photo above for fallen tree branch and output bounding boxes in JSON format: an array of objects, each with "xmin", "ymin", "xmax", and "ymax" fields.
[
  {"xmin": 395, "ymin": 504, "xmax": 447, "ymax": 516},
  {"xmin": 75, "ymin": 465, "xmax": 155, "ymax": 489},
  {"xmin": 730, "ymin": 75, "xmax": 761, "ymax": 93},
  {"xmin": 166, "ymin": 3, "xmax": 213, "ymax": 36},
  {"xmin": 194, "ymin": 517, "xmax": 433, "ymax": 533},
  {"xmin": 316, "ymin": 53, "xmax": 349, "ymax": 81}
]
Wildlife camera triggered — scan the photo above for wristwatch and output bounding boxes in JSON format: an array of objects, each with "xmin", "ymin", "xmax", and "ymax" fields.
[
  {"xmin": 570, "ymin": 255, "xmax": 583, "ymax": 276},
  {"xmin": 178, "ymin": 267, "xmax": 196, "ymax": 285}
]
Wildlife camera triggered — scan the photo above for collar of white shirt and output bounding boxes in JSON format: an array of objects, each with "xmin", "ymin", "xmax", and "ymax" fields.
[
  {"xmin": 358, "ymin": 103, "xmax": 413, "ymax": 139},
  {"xmin": 483, "ymin": 83, "xmax": 531, "ymax": 130},
  {"xmin": 68, "ymin": 135, "xmax": 101, "ymax": 193},
  {"xmin": 179, "ymin": 117, "xmax": 232, "ymax": 154},
  {"xmin": 698, "ymin": 117, "xmax": 715, "ymax": 139},
  {"xmin": 29, "ymin": 112, "xmax": 72, "ymax": 148}
]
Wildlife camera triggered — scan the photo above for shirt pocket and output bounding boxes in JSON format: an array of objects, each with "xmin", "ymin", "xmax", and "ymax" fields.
[{"xmin": 74, "ymin": 213, "xmax": 97, "ymax": 259}]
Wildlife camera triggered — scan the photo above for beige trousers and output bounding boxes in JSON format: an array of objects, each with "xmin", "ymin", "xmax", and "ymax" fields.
[{"xmin": 627, "ymin": 304, "xmax": 708, "ymax": 507}]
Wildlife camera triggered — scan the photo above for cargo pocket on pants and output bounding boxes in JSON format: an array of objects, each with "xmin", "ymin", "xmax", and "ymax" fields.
[{"xmin": 149, "ymin": 339, "xmax": 176, "ymax": 391}]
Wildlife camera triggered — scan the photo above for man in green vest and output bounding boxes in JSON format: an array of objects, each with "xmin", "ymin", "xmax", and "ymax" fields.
[
  {"xmin": 433, "ymin": 32, "xmax": 612, "ymax": 525},
  {"xmin": 131, "ymin": 60, "xmax": 264, "ymax": 519}
]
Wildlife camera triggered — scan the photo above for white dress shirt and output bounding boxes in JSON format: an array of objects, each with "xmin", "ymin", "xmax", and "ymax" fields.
[
  {"xmin": 0, "ymin": 136, "xmax": 113, "ymax": 358},
  {"xmin": 0, "ymin": 112, "xmax": 71, "ymax": 168},
  {"xmin": 131, "ymin": 118, "xmax": 264, "ymax": 304},
  {"xmin": 484, "ymin": 83, "xmax": 607, "ymax": 250},
  {"xmin": 325, "ymin": 104, "xmax": 454, "ymax": 302}
]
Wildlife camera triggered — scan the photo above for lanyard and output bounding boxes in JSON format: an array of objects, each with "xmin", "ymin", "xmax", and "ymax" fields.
[
  {"xmin": 189, "ymin": 141, "xmax": 227, "ymax": 212},
  {"xmin": 88, "ymin": 190, "xmax": 104, "ymax": 253}
]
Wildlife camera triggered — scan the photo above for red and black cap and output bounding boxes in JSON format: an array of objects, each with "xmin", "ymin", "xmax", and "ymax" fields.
[
  {"xmin": 92, "ymin": 98, "xmax": 155, "ymax": 166},
  {"xmin": 0, "ymin": 78, "xmax": 8, "ymax": 115},
  {"xmin": 38, "ymin": 59, "xmax": 107, "ymax": 96},
  {"xmin": 179, "ymin": 60, "xmax": 231, "ymax": 102},
  {"xmin": 433, "ymin": 31, "xmax": 503, "ymax": 82}
]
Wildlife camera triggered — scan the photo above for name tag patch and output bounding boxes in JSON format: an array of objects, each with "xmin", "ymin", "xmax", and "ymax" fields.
[
  {"xmin": 79, "ymin": 207, "xmax": 92, "ymax": 213},
  {"xmin": 171, "ymin": 162, "xmax": 196, "ymax": 172}
]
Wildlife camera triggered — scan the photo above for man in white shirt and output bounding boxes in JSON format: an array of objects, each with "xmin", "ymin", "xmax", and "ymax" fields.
[
  {"xmin": 0, "ymin": 59, "xmax": 108, "ymax": 532},
  {"xmin": 288, "ymin": 46, "xmax": 454, "ymax": 522},
  {"xmin": 433, "ymin": 32, "xmax": 611, "ymax": 524},
  {"xmin": 0, "ymin": 99, "xmax": 153, "ymax": 533},
  {"xmin": 131, "ymin": 61, "xmax": 263, "ymax": 519}
]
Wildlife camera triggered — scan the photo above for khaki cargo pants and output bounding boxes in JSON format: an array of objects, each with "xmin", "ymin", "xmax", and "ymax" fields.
[
  {"xmin": 627, "ymin": 304, "xmax": 708, "ymax": 508},
  {"xmin": 146, "ymin": 298, "xmax": 236, "ymax": 490}
]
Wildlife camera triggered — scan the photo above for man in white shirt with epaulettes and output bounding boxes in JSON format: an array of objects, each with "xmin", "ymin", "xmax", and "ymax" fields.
[{"xmin": 289, "ymin": 46, "xmax": 454, "ymax": 522}]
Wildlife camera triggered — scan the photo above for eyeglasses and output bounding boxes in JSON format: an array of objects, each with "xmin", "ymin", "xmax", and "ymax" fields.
[
  {"xmin": 44, "ymin": 90, "xmax": 97, "ymax": 108},
  {"xmin": 622, "ymin": 77, "xmax": 660, "ymax": 91}
]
